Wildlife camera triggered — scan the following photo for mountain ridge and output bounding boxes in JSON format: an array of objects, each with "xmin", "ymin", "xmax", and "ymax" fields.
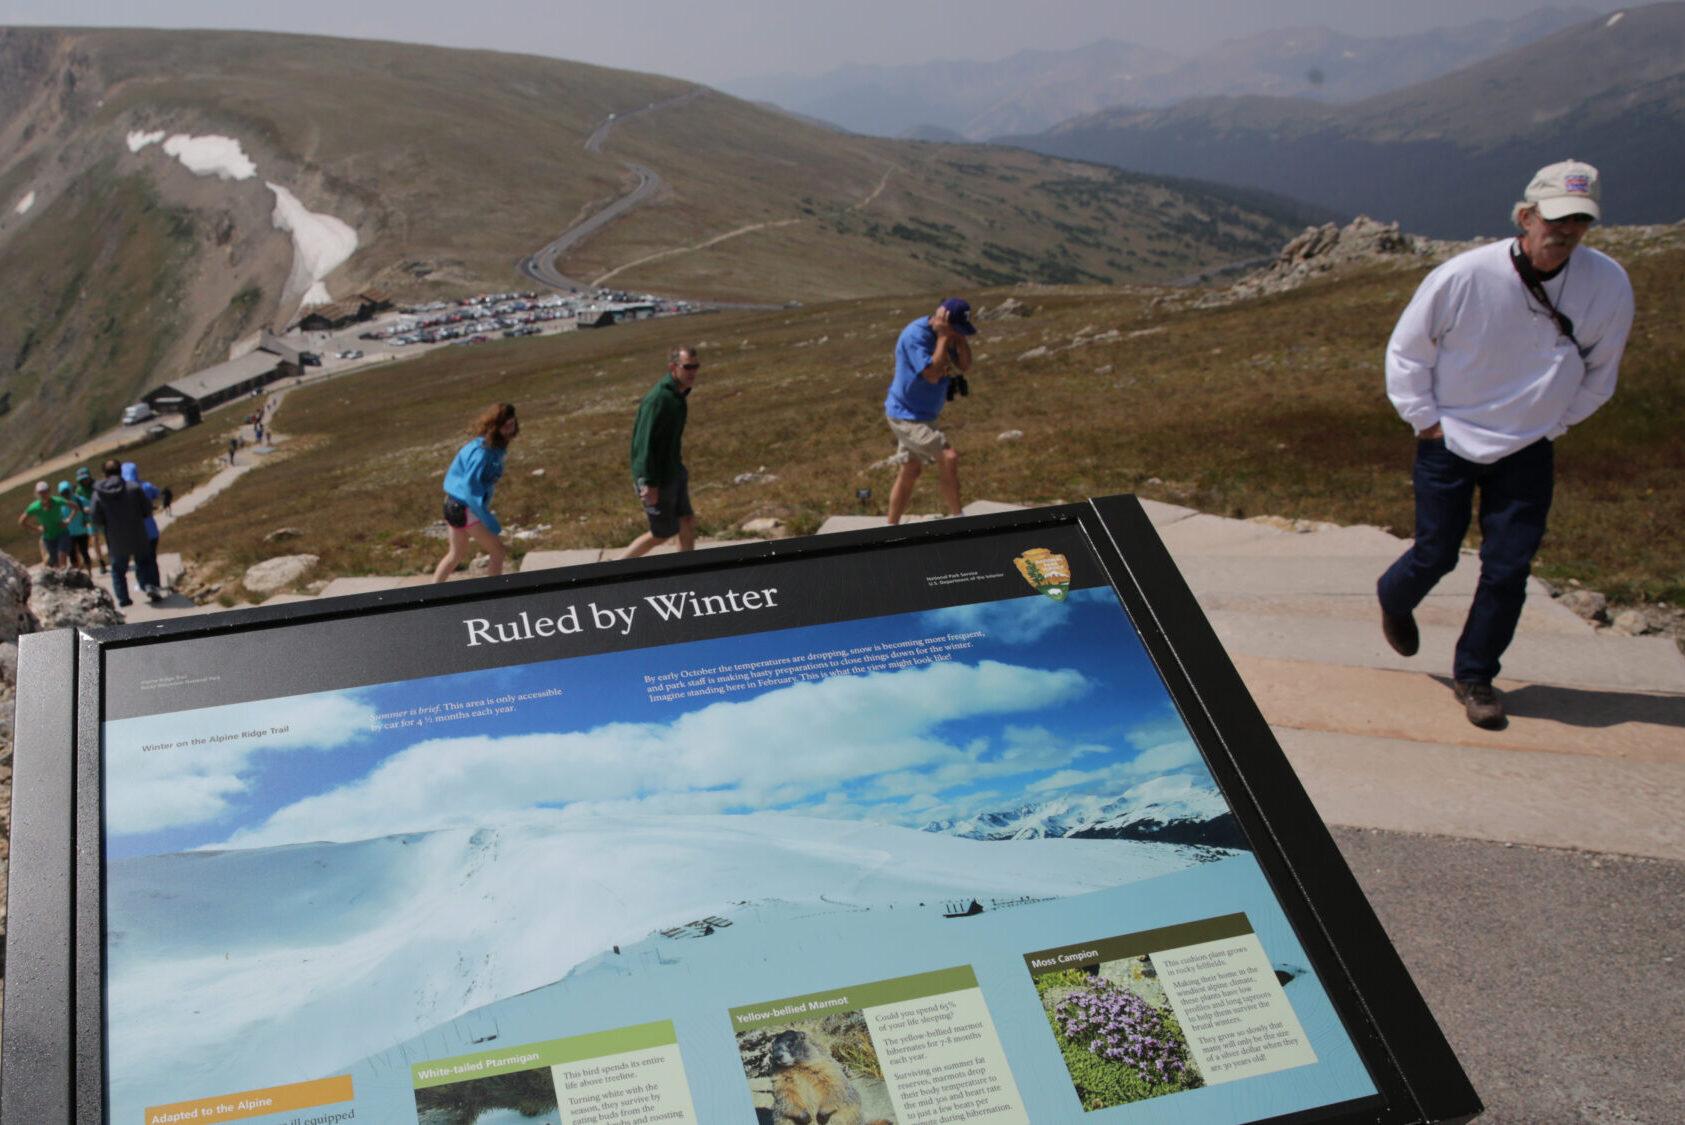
[
  {"xmin": 1002, "ymin": 3, "xmax": 1685, "ymax": 237},
  {"xmin": 725, "ymin": 8, "xmax": 1596, "ymax": 140}
]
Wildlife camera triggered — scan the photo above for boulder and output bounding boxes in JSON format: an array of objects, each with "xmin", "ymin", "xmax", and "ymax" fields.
[
  {"xmin": 242, "ymin": 554, "xmax": 320, "ymax": 595},
  {"xmin": 975, "ymin": 297, "xmax": 1034, "ymax": 321},
  {"xmin": 741, "ymin": 517, "xmax": 790, "ymax": 538},
  {"xmin": 1609, "ymin": 608, "xmax": 1651, "ymax": 636},
  {"xmin": 264, "ymin": 527, "xmax": 303, "ymax": 542},
  {"xmin": 27, "ymin": 566, "xmax": 124, "ymax": 630},
  {"xmin": 1557, "ymin": 588, "xmax": 1609, "ymax": 624},
  {"xmin": 997, "ymin": 430, "xmax": 1025, "ymax": 442},
  {"xmin": 1, "ymin": 550, "xmax": 37, "ymax": 643}
]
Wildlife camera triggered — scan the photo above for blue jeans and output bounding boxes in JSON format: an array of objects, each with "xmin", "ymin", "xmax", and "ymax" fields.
[
  {"xmin": 110, "ymin": 541, "xmax": 161, "ymax": 605},
  {"xmin": 1378, "ymin": 438, "xmax": 1554, "ymax": 683}
]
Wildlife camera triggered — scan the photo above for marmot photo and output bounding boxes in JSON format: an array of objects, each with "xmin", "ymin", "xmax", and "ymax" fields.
[{"xmin": 767, "ymin": 1028, "xmax": 891, "ymax": 1125}]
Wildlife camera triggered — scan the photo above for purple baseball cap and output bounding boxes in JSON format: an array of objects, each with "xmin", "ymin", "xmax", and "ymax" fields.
[{"xmin": 940, "ymin": 297, "xmax": 977, "ymax": 336}]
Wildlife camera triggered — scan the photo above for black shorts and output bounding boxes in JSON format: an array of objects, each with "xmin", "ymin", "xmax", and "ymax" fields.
[
  {"xmin": 638, "ymin": 470, "xmax": 693, "ymax": 538},
  {"xmin": 443, "ymin": 497, "xmax": 469, "ymax": 529}
]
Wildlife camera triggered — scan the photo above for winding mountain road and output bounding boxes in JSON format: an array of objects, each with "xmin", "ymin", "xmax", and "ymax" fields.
[{"xmin": 517, "ymin": 90, "xmax": 707, "ymax": 291}]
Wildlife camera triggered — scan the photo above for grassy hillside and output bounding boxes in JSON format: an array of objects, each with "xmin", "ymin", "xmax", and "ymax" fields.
[
  {"xmin": 0, "ymin": 166, "xmax": 199, "ymax": 468},
  {"xmin": 0, "ymin": 26, "xmax": 1316, "ymax": 478},
  {"xmin": 6, "ymin": 226, "xmax": 1678, "ymax": 606}
]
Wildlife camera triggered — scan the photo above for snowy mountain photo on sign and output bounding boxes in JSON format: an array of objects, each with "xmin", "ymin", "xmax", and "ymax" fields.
[{"xmin": 101, "ymin": 587, "xmax": 1242, "ymax": 1115}]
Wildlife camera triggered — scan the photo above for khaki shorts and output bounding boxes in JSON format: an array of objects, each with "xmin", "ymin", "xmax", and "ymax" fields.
[{"xmin": 887, "ymin": 417, "xmax": 949, "ymax": 465}]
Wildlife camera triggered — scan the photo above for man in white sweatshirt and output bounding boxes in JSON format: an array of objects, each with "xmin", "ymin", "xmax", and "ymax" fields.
[{"xmin": 1377, "ymin": 159, "xmax": 1634, "ymax": 728}]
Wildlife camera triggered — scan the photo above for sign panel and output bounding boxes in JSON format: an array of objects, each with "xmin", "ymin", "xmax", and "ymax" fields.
[{"xmin": 2, "ymin": 499, "xmax": 1479, "ymax": 1123}]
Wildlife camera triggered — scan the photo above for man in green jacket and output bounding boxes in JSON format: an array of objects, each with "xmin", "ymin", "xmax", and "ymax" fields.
[{"xmin": 621, "ymin": 345, "xmax": 700, "ymax": 559}]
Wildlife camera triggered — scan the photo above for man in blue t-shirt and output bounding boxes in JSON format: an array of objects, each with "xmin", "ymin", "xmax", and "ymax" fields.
[{"xmin": 883, "ymin": 297, "xmax": 976, "ymax": 524}]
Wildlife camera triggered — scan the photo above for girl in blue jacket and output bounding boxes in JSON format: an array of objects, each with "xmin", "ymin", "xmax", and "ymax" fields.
[{"xmin": 432, "ymin": 403, "xmax": 520, "ymax": 582}]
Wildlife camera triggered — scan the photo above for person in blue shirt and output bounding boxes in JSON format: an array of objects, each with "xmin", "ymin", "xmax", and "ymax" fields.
[
  {"xmin": 432, "ymin": 403, "xmax": 520, "ymax": 582},
  {"xmin": 884, "ymin": 298, "xmax": 976, "ymax": 524}
]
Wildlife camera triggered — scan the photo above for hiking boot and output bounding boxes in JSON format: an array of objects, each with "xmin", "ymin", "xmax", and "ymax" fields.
[
  {"xmin": 1453, "ymin": 680, "xmax": 1506, "ymax": 729},
  {"xmin": 1381, "ymin": 609, "xmax": 1419, "ymax": 657}
]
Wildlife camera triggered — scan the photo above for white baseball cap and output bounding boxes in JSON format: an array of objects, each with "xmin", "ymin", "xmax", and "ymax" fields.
[{"xmin": 1523, "ymin": 159, "xmax": 1601, "ymax": 221}]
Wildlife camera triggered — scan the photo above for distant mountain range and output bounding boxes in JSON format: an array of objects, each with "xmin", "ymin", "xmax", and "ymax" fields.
[
  {"xmin": 924, "ymin": 776, "xmax": 1246, "ymax": 851},
  {"xmin": 1003, "ymin": 3, "xmax": 1685, "ymax": 237},
  {"xmin": 726, "ymin": 8, "xmax": 1593, "ymax": 140}
]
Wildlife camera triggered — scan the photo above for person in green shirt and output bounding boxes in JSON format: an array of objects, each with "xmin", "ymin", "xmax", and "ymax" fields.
[
  {"xmin": 621, "ymin": 345, "xmax": 700, "ymax": 559},
  {"xmin": 18, "ymin": 480, "xmax": 76, "ymax": 569}
]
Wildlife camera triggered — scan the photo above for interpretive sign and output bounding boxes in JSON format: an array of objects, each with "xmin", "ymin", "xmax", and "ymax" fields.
[{"xmin": 2, "ymin": 497, "xmax": 1480, "ymax": 1123}]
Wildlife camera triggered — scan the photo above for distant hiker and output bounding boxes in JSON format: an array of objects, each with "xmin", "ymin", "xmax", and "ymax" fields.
[
  {"xmin": 58, "ymin": 481, "xmax": 94, "ymax": 574},
  {"xmin": 883, "ymin": 298, "xmax": 976, "ymax": 524},
  {"xmin": 227, "ymin": 436, "xmax": 238, "ymax": 465},
  {"xmin": 74, "ymin": 466, "xmax": 108, "ymax": 571},
  {"xmin": 432, "ymin": 402, "xmax": 520, "ymax": 582},
  {"xmin": 90, "ymin": 459, "xmax": 162, "ymax": 606},
  {"xmin": 621, "ymin": 345, "xmax": 700, "ymax": 559},
  {"xmin": 1378, "ymin": 159, "xmax": 1634, "ymax": 729},
  {"xmin": 161, "ymin": 485, "xmax": 174, "ymax": 515},
  {"xmin": 17, "ymin": 480, "xmax": 75, "ymax": 570}
]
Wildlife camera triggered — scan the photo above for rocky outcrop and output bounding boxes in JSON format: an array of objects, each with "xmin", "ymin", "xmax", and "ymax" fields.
[
  {"xmin": 1192, "ymin": 215, "xmax": 1471, "ymax": 309},
  {"xmin": 26, "ymin": 566, "xmax": 124, "ymax": 630},
  {"xmin": 242, "ymin": 554, "xmax": 319, "ymax": 595},
  {"xmin": 0, "ymin": 552, "xmax": 37, "ymax": 645}
]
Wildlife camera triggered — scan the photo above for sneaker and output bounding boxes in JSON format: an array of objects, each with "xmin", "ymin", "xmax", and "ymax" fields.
[
  {"xmin": 1453, "ymin": 680, "xmax": 1506, "ymax": 729},
  {"xmin": 144, "ymin": 585, "xmax": 164, "ymax": 602},
  {"xmin": 1381, "ymin": 609, "xmax": 1419, "ymax": 657},
  {"xmin": 117, "ymin": 599, "xmax": 133, "ymax": 607}
]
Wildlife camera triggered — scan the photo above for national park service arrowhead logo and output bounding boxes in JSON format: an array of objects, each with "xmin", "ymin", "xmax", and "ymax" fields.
[{"xmin": 1014, "ymin": 548, "xmax": 1071, "ymax": 601}]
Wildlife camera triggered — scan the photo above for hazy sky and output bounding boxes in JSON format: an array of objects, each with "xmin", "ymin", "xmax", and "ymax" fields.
[{"xmin": 4, "ymin": 0, "xmax": 1629, "ymax": 86}]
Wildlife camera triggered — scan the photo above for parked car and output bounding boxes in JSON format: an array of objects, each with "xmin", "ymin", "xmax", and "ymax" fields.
[
  {"xmin": 299, "ymin": 352, "xmax": 322, "ymax": 367},
  {"xmin": 335, "ymin": 349, "xmax": 364, "ymax": 360},
  {"xmin": 143, "ymin": 423, "xmax": 170, "ymax": 442},
  {"xmin": 121, "ymin": 402, "xmax": 155, "ymax": 425}
]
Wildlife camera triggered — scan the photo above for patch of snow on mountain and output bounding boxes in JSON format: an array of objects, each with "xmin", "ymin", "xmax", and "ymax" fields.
[
  {"xmin": 267, "ymin": 183, "xmax": 358, "ymax": 307},
  {"xmin": 106, "ymin": 809, "xmax": 1206, "ymax": 1114},
  {"xmin": 162, "ymin": 134, "xmax": 257, "ymax": 180},
  {"xmin": 1605, "ymin": 12, "xmax": 1625, "ymax": 28},
  {"xmin": 13, "ymin": 192, "xmax": 33, "ymax": 215},
  {"xmin": 126, "ymin": 129, "xmax": 165, "ymax": 152}
]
